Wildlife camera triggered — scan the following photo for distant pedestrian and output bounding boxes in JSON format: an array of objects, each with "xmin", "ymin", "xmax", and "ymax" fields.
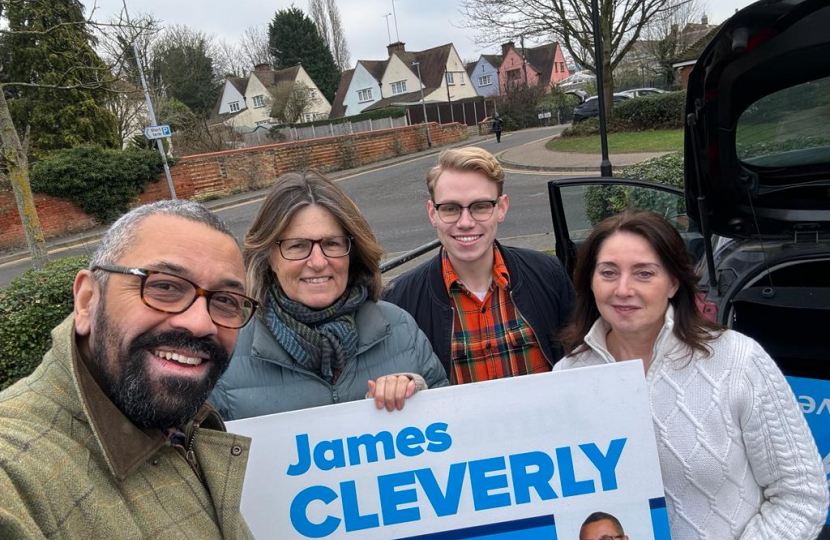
[{"xmin": 492, "ymin": 114, "xmax": 503, "ymax": 143}]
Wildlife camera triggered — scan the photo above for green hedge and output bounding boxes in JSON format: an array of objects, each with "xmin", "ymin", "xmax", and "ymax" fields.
[
  {"xmin": 30, "ymin": 145, "xmax": 165, "ymax": 223},
  {"xmin": 0, "ymin": 255, "xmax": 89, "ymax": 390},
  {"xmin": 563, "ymin": 91, "xmax": 686, "ymax": 137},
  {"xmin": 585, "ymin": 152, "xmax": 685, "ymax": 226},
  {"xmin": 612, "ymin": 91, "xmax": 686, "ymax": 131}
]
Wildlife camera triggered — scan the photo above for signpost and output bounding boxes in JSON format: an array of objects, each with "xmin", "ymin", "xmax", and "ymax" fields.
[
  {"xmin": 228, "ymin": 362, "xmax": 672, "ymax": 540},
  {"xmin": 143, "ymin": 124, "xmax": 172, "ymax": 140}
]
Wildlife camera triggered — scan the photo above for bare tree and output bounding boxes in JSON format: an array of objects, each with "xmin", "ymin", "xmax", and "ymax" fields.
[
  {"xmin": 459, "ymin": 0, "xmax": 684, "ymax": 112},
  {"xmin": 214, "ymin": 38, "xmax": 247, "ymax": 78},
  {"xmin": 326, "ymin": 0, "xmax": 351, "ymax": 71},
  {"xmin": 640, "ymin": 0, "xmax": 708, "ymax": 87},
  {"xmin": 309, "ymin": 0, "xmax": 330, "ymax": 48},
  {"xmin": 270, "ymin": 82, "xmax": 315, "ymax": 124},
  {"xmin": 239, "ymin": 25, "xmax": 271, "ymax": 69},
  {"xmin": 307, "ymin": 0, "xmax": 350, "ymax": 71}
]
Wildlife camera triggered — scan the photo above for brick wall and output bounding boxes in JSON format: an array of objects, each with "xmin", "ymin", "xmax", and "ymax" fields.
[{"xmin": 0, "ymin": 123, "xmax": 467, "ymax": 251}]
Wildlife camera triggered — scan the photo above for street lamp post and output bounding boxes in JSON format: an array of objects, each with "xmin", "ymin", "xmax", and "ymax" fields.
[
  {"xmin": 591, "ymin": 0, "xmax": 613, "ymax": 177},
  {"xmin": 412, "ymin": 61, "xmax": 432, "ymax": 148}
]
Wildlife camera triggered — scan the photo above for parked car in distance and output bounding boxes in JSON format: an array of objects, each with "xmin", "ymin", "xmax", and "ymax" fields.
[
  {"xmin": 572, "ymin": 93, "xmax": 631, "ymax": 124},
  {"xmin": 618, "ymin": 87, "xmax": 668, "ymax": 98}
]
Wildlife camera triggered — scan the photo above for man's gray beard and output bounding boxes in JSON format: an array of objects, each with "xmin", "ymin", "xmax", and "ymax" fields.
[{"xmin": 90, "ymin": 302, "xmax": 231, "ymax": 428}]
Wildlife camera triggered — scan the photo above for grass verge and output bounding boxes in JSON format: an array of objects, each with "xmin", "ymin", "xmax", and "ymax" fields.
[{"xmin": 546, "ymin": 129, "xmax": 683, "ymax": 153}]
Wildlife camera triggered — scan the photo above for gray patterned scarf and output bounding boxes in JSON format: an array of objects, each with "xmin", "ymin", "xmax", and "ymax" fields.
[{"xmin": 264, "ymin": 284, "xmax": 367, "ymax": 383}]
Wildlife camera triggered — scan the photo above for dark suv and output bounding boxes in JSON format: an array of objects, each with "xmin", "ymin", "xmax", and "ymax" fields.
[{"xmin": 571, "ymin": 93, "xmax": 631, "ymax": 123}]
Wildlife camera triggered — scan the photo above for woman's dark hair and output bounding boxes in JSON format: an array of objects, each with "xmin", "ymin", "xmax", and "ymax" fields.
[{"xmin": 560, "ymin": 209, "xmax": 722, "ymax": 356}]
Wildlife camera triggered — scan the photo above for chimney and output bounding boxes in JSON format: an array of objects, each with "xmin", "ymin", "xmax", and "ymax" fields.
[
  {"xmin": 701, "ymin": 13, "xmax": 709, "ymax": 25},
  {"xmin": 253, "ymin": 63, "xmax": 271, "ymax": 72},
  {"xmin": 387, "ymin": 41, "xmax": 406, "ymax": 57},
  {"xmin": 501, "ymin": 41, "xmax": 515, "ymax": 58}
]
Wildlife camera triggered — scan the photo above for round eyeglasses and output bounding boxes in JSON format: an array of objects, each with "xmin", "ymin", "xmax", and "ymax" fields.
[
  {"xmin": 91, "ymin": 265, "xmax": 258, "ymax": 329},
  {"xmin": 432, "ymin": 200, "xmax": 499, "ymax": 223},
  {"xmin": 274, "ymin": 236, "xmax": 353, "ymax": 260}
]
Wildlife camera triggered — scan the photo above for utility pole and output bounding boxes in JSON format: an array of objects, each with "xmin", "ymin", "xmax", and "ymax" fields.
[
  {"xmin": 383, "ymin": 13, "xmax": 392, "ymax": 44},
  {"xmin": 412, "ymin": 61, "xmax": 432, "ymax": 148},
  {"xmin": 391, "ymin": 0, "xmax": 401, "ymax": 42},
  {"xmin": 122, "ymin": 0, "xmax": 177, "ymax": 199}
]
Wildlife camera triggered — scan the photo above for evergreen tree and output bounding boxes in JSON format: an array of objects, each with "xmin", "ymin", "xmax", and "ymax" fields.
[
  {"xmin": 151, "ymin": 26, "xmax": 221, "ymax": 118},
  {"xmin": 0, "ymin": 0, "xmax": 118, "ymax": 159},
  {"xmin": 268, "ymin": 7, "xmax": 340, "ymax": 102}
]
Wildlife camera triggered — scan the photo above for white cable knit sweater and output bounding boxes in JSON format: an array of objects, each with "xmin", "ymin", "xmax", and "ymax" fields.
[{"xmin": 553, "ymin": 307, "xmax": 828, "ymax": 540}]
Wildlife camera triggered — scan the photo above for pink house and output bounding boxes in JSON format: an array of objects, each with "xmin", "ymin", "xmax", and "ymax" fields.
[{"xmin": 498, "ymin": 41, "xmax": 571, "ymax": 94}]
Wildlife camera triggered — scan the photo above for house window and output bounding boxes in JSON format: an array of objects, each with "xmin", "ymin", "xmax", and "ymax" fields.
[
  {"xmin": 554, "ymin": 63, "xmax": 558, "ymax": 73},
  {"xmin": 506, "ymin": 69, "xmax": 522, "ymax": 83},
  {"xmin": 255, "ymin": 119, "xmax": 270, "ymax": 126},
  {"xmin": 446, "ymin": 72, "xmax": 455, "ymax": 85},
  {"xmin": 229, "ymin": 101, "xmax": 240, "ymax": 112},
  {"xmin": 310, "ymin": 89, "xmax": 317, "ymax": 99},
  {"xmin": 303, "ymin": 113, "xmax": 314, "ymax": 123},
  {"xmin": 391, "ymin": 80, "xmax": 407, "ymax": 95},
  {"xmin": 357, "ymin": 88, "xmax": 373, "ymax": 102},
  {"xmin": 478, "ymin": 74, "xmax": 492, "ymax": 86},
  {"xmin": 560, "ymin": 62, "xmax": 566, "ymax": 73},
  {"xmin": 460, "ymin": 73, "xmax": 465, "ymax": 85},
  {"xmin": 252, "ymin": 95, "xmax": 265, "ymax": 108}
]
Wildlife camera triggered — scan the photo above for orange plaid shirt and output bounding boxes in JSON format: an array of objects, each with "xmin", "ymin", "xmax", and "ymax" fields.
[{"xmin": 442, "ymin": 247, "xmax": 550, "ymax": 384}]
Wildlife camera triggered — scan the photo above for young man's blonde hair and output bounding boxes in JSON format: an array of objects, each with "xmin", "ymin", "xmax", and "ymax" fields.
[{"xmin": 426, "ymin": 147, "xmax": 505, "ymax": 198}]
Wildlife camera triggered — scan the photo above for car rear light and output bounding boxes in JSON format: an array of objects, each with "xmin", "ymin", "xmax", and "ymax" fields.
[{"xmin": 695, "ymin": 292, "xmax": 718, "ymax": 323}]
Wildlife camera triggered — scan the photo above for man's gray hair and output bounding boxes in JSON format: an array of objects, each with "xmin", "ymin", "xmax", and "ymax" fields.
[{"xmin": 90, "ymin": 200, "xmax": 237, "ymax": 283}]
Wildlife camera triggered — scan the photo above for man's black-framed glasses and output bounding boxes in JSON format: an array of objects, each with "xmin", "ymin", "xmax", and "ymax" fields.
[
  {"xmin": 432, "ymin": 199, "xmax": 499, "ymax": 223},
  {"xmin": 91, "ymin": 265, "xmax": 258, "ymax": 329},
  {"xmin": 274, "ymin": 236, "xmax": 353, "ymax": 260}
]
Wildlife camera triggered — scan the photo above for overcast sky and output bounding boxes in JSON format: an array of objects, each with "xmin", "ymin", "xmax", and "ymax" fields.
[{"xmin": 89, "ymin": 0, "xmax": 759, "ymax": 68}]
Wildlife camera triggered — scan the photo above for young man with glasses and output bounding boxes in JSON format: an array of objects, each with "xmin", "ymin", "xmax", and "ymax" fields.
[
  {"xmin": 384, "ymin": 147, "xmax": 576, "ymax": 384},
  {"xmin": 0, "ymin": 200, "xmax": 258, "ymax": 539}
]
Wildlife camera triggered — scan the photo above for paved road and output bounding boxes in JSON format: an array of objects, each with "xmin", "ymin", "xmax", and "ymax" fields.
[{"xmin": 0, "ymin": 125, "xmax": 589, "ymax": 287}]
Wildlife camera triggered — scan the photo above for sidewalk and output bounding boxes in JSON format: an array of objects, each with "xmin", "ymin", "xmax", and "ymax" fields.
[{"xmin": 497, "ymin": 133, "xmax": 669, "ymax": 172}]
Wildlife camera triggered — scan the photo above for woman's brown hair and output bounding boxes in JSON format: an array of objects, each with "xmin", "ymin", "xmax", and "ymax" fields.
[
  {"xmin": 560, "ymin": 209, "xmax": 722, "ymax": 356},
  {"xmin": 243, "ymin": 170, "xmax": 383, "ymax": 308}
]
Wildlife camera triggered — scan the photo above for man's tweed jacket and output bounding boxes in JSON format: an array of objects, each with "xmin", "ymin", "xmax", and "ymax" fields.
[{"xmin": 0, "ymin": 315, "xmax": 256, "ymax": 539}]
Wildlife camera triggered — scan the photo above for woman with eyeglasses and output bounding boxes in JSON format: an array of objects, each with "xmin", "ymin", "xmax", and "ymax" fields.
[
  {"xmin": 553, "ymin": 210, "xmax": 827, "ymax": 540},
  {"xmin": 209, "ymin": 171, "xmax": 448, "ymax": 420}
]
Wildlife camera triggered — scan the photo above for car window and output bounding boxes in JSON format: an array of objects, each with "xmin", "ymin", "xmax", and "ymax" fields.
[
  {"xmin": 559, "ymin": 184, "xmax": 692, "ymax": 241},
  {"xmin": 736, "ymin": 75, "xmax": 830, "ymax": 167}
]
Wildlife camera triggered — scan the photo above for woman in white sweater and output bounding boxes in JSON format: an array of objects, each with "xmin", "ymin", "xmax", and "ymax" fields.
[{"xmin": 553, "ymin": 210, "xmax": 827, "ymax": 540}]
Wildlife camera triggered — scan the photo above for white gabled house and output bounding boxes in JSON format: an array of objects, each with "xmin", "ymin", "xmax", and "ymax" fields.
[
  {"xmin": 213, "ymin": 64, "xmax": 332, "ymax": 130},
  {"xmin": 329, "ymin": 42, "xmax": 478, "ymax": 118}
]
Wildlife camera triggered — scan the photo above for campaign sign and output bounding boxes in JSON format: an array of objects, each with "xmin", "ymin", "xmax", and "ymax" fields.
[
  {"xmin": 227, "ymin": 361, "xmax": 671, "ymax": 540},
  {"xmin": 786, "ymin": 376, "xmax": 830, "ymax": 524}
]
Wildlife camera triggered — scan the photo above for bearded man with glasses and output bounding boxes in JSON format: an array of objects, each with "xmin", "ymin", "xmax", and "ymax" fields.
[
  {"xmin": 384, "ymin": 147, "xmax": 576, "ymax": 384},
  {"xmin": 0, "ymin": 200, "xmax": 257, "ymax": 539}
]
